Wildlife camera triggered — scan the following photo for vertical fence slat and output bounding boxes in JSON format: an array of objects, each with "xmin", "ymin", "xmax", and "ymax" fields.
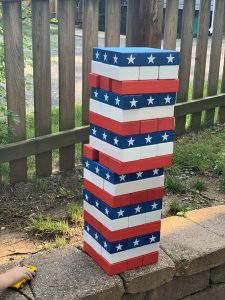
[
  {"xmin": 176, "ymin": 0, "xmax": 195, "ymax": 135},
  {"xmin": 58, "ymin": 0, "xmax": 76, "ymax": 171},
  {"xmin": 32, "ymin": 0, "xmax": 52, "ymax": 177},
  {"xmin": 105, "ymin": 0, "xmax": 121, "ymax": 47},
  {"xmin": 163, "ymin": 0, "xmax": 179, "ymax": 50},
  {"xmin": 82, "ymin": 0, "xmax": 99, "ymax": 126},
  {"xmin": 190, "ymin": 0, "xmax": 211, "ymax": 131},
  {"xmin": 205, "ymin": 0, "xmax": 225, "ymax": 126},
  {"xmin": 219, "ymin": 55, "xmax": 225, "ymax": 124},
  {"xmin": 126, "ymin": 0, "xmax": 163, "ymax": 48},
  {"xmin": 2, "ymin": 0, "xmax": 27, "ymax": 184}
]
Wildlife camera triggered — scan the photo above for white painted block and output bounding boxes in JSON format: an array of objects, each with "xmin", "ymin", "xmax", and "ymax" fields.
[
  {"xmin": 158, "ymin": 65, "xmax": 179, "ymax": 79},
  {"xmin": 139, "ymin": 66, "xmax": 159, "ymax": 80},
  {"xmin": 103, "ymin": 175, "xmax": 164, "ymax": 196},
  {"xmin": 90, "ymin": 136, "xmax": 141, "ymax": 162},
  {"xmin": 140, "ymin": 144, "xmax": 158, "ymax": 159},
  {"xmin": 138, "ymin": 106, "xmax": 175, "ymax": 120},
  {"xmin": 101, "ymin": 242, "xmax": 160, "ymax": 264},
  {"xmin": 84, "ymin": 230, "xmax": 102, "ymax": 255},
  {"xmin": 83, "ymin": 168, "xmax": 104, "ymax": 189},
  {"xmin": 129, "ymin": 213, "xmax": 146, "ymax": 227},
  {"xmin": 157, "ymin": 142, "xmax": 174, "ymax": 156},
  {"xmin": 92, "ymin": 61, "xmax": 139, "ymax": 81},
  {"xmin": 145, "ymin": 210, "xmax": 162, "ymax": 224},
  {"xmin": 83, "ymin": 201, "xmax": 94, "ymax": 216}
]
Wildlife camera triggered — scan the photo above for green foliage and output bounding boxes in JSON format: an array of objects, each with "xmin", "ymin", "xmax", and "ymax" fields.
[
  {"xmin": 68, "ymin": 202, "xmax": 83, "ymax": 223},
  {"xmin": 165, "ymin": 175, "xmax": 186, "ymax": 194},
  {"xmin": 169, "ymin": 200, "xmax": 196, "ymax": 217},
  {"xmin": 58, "ymin": 187, "xmax": 71, "ymax": 198},
  {"xmin": 54, "ymin": 236, "xmax": 67, "ymax": 248},
  {"xmin": 191, "ymin": 178, "xmax": 207, "ymax": 192}
]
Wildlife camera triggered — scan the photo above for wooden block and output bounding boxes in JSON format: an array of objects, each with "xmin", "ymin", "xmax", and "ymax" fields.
[
  {"xmin": 88, "ymin": 72, "xmax": 100, "ymax": 88},
  {"xmin": 158, "ymin": 65, "xmax": 179, "ymax": 79},
  {"xmin": 139, "ymin": 66, "xmax": 159, "ymax": 80},
  {"xmin": 142, "ymin": 251, "xmax": 159, "ymax": 266},
  {"xmin": 112, "ymin": 79, "xmax": 179, "ymax": 95},
  {"xmin": 140, "ymin": 144, "xmax": 158, "ymax": 159},
  {"xmin": 158, "ymin": 117, "xmax": 175, "ymax": 131},
  {"xmin": 100, "ymin": 75, "xmax": 112, "ymax": 91},
  {"xmin": 83, "ymin": 168, "xmax": 104, "ymax": 189},
  {"xmin": 83, "ymin": 144, "xmax": 99, "ymax": 161},
  {"xmin": 157, "ymin": 142, "xmax": 174, "ymax": 156},
  {"xmin": 145, "ymin": 210, "xmax": 162, "ymax": 224},
  {"xmin": 129, "ymin": 213, "xmax": 146, "ymax": 227},
  {"xmin": 83, "ymin": 230, "xmax": 102, "ymax": 255},
  {"xmin": 147, "ymin": 187, "xmax": 165, "ymax": 201},
  {"xmin": 140, "ymin": 119, "xmax": 159, "ymax": 134}
]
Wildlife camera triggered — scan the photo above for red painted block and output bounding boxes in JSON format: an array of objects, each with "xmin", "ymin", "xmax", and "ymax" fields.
[
  {"xmin": 127, "ymin": 256, "xmax": 143, "ymax": 269},
  {"xmin": 99, "ymin": 152, "xmax": 110, "ymax": 168},
  {"xmin": 112, "ymin": 79, "xmax": 179, "ymax": 95},
  {"xmin": 102, "ymin": 154, "xmax": 173, "ymax": 175},
  {"xmin": 142, "ymin": 251, "xmax": 159, "ymax": 267},
  {"xmin": 158, "ymin": 117, "xmax": 175, "ymax": 131},
  {"xmin": 83, "ymin": 144, "xmax": 99, "ymax": 161},
  {"xmin": 90, "ymin": 112, "xmax": 140, "ymax": 135},
  {"xmin": 88, "ymin": 73, "xmax": 100, "ymax": 88},
  {"xmin": 84, "ymin": 179, "xmax": 131, "ymax": 207},
  {"xmin": 130, "ymin": 190, "xmax": 149, "ymax": 204},
  {"xmin": 140, "ymin": 119, "xmax": 159, "ymax": 134},
  {"xmin": 100, "ymin": 75, "xmax": 112, "ymax": 91},
  {"xmin": 147, "ymin": 187, "xmax": 165, "ymax": 201}
]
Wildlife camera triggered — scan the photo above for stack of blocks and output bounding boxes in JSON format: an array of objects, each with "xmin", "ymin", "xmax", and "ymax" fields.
[{"xmin": 83, "ymin": 47, "xmax": 180, "ymax": 275}]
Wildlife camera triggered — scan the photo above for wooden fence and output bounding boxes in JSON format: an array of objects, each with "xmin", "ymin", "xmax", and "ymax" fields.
[{"xmin": 0, "ymin": 0, "xmax": 225, "ymax": 186}]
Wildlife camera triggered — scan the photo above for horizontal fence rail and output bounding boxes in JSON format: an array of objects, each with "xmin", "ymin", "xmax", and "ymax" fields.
[{"xmin": 0, "ymin": 0, "xmax": 225, "ymax": 186}]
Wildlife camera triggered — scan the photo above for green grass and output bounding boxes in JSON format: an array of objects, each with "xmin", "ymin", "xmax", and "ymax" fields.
[
  {"xmin": 68, "ymin": 202, "xmax": 83, "ymax": 223},
  {"xmin": 30, "ymin": 214, "xmax": 69, "ymax": 236},
  {"xmin": 169, "ymin": 200, "xmax": 197, "ymax": 216},
  {"xmin": 165, "ymin": 175, "xmax": 186, "ymax": 194},
  {"xmin": 191, "ymin": 178, "xmax": 207, "ymax": 192},
  {"xmin": 54, "ymin": 236, "xmax": 67, "ymax": 248}
]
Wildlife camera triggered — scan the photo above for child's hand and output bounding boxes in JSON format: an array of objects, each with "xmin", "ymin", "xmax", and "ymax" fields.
[{"xmin": 0, "ymin": 267, "xmax": 36, "ymax": 290}]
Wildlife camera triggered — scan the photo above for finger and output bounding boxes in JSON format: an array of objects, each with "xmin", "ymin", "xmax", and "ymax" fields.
[{"xmin": 24, "ymin": 270, "xmax": 33, "ymax": 280}]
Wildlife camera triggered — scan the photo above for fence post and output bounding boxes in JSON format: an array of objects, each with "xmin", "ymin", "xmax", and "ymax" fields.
[
  {"xmin": 176, "ymin": 0, "xmax": 195, "ymax": 136},
  {"xmin": 2, "ymin": 0, "xmax": 27, "ymax": 184},
  {"xmin": 82, "ymin": 0, "xmax": 99, "ymax": 126},
  {"xmin": 205, "ymin": 0, "xmax": 225, "ymax": 126},
  {"xmin": 58, "ymin": 0, "xmax": 76, "ymax": 171},
  {"xmin": 190, "ymin": 0, "xmax": 211, "ymax": 131},
  {"xmin": 163, "ymin": 0, "xmax": 179, "ymax": 50},
  {"xmin": 32, "ymin": 0, "xmax": 52, "ymax": 177},
  {"xmin": 219, "ymin": 55, "xmax": 225, "ymax": 124},
  {"xmin": 126, "ymin": 0, "xmax": 163, "ymax": 48},
  {"xmin": 105, "ymin": 0, "xmax": 121, "ymax": 47}
]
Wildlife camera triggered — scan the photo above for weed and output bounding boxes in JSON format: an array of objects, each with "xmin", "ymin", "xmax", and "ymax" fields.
[
  {"xmin": 54, "ymin": 236, "xmax": 67, "ymax": 248},
  {"xmin": 165, "ymin": 175, "xmax": 186, "ymax": 194},
  {"xmin": 68, "ymin": 202, "xmax": 83, "ymax": 223},
  {"xmin": 169, "ymin": 200, "xmax": 196, "ymax": 216},
  {"xmin": 191, "ymin": 179, "xmax": 207, "ymax": 192},
  {"xmin": 58, "ymin": 187, "xmax": 71, "ymax": 198}
]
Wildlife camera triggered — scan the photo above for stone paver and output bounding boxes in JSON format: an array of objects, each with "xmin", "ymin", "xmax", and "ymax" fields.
[
  {"xmin": 160, "ymin": 216, "xmax": 225, "ymax": 276},
  {"xmin": 120, "ymin": 249, "xmax": 175, "ymax": 294},
  {"xmin": 185, "ymin": 205, "xmax": 225, "ymax": 238},
  {"xmin": 22, "ymin": 246, "xmax": 124, "ymax": 300},
  {"xmin": 211, "ymin": 264, "xmax": 225, "ymax": 284},
  {"xmin": 0, "ymin": 290, "xmax": 28, "ymax": 300},
  {"xmin": 183, "ymin": 283, "xmax": 225, "ymax": 300}
]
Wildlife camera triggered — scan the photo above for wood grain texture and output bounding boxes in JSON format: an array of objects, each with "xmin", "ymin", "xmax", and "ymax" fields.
[
  {"xmin": 32, "ymin": 0, "xmax": 52, "ymax": 177},
  {"xmin": 126, "ymin": 0, "xmax": 163, "ymax": 48},
  {"xmin": 163, "ymin": 0, "xmax": 179, "ymax": 50},
  {"xmin": 219, "ymin": 54, "xmax": 225, "ymax": 123},
  {"xmin": 205, "ymin": 0, "xmax": 225, "ymax": 126},
  {"xmin": 191, "ymin": 0, "xmax": 211, "ymax": 131},
  {"xmin": 105, "ymin": 0, "xmax": 121, "ymax": 47},
  {"xmin": 2, "ymin": 0, "xmax": 27, "ymax": 184},
  {"xmin": 176, "ymin": 0, "xmax": 195, "ymax": 136},
  {"xmin": 82, "ymin": 0, "xmax": 99, "ymax": 126},
  {"xmin": 58, "ymin": 0, "xmax": 76, "ymax": 171}
]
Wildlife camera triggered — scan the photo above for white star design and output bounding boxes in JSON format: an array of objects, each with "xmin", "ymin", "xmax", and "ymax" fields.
[
  {"xmin": 106, "ymin": 173, "xmax": 110, "ymax": 180},
  {"xmin": 127, "ymin": 54, "xmax": 136, "ymax": 64},
  {"xmin": 95, "ymin": 233, "xmax": 98, "ymax": 240},
  {"xmin": 147, "ymin": 54, "xmax": 156, "ymax": 64},
  {"xmin": 95, "ymin": 166, "xmax": 100, "ymax": 174},
  {"xmin": 119, "ymin": 175, "xmax": 126, "ymax": 182},
  {"xmin": 130, "ymin": 98, "xmax": 138, "ymax": 107},
  {"xmin": 133, "ymin": 239, "xmax": 140, "ymax": 247},
  {"xmin": 153, "ymin": 169, "xmax": 159, "ymax": 175},
  {"xmin": 104, "ymin": 93, "xmax": 109, "ymax": 102},
  {"xmin": 113, "ymin": 54, "xmax": 118, "ymax": 64},
  {"xmin": 103, "ymin": 52, "xmax": 107, "ymax": 61},
  {"xmin": 95, "ymin": 200, "xmax": 99, "ymax": 207},
  {"xmin": 113, "ymin": 137, "xmax": 119, "ymax": 145},
  {"xmin": 105, "ymin": 208, "xmax": 109, "ymax": 215},
  {"xmin": 86, "ymin": 225, "xmax": 90, "ymax": 232},
  {"xmin": 115, "ymin": 96, "xmax": 120, "ymax": 106},
  {"xmin": 147, "ymin": 96, "xmax": 155, "ymax": 105},
  {"xmin": 102, "ymin": 132, "xmax": 107, "ymax": 140},
  {"xmin": 149, "ymin": 235, "xmax": 156, "ymax": 243},
  {"xmin": 162, "ymin": 132, "xmax": 169, "ymax": 141},
  {"xmin": 151, "ymin": 202, "xmax": 158, "ymax": 210},
  {"xmin": 164, "ymin": 95, "xmax": 172, "ymax": 104},
  {"xmin": 116, "ymin": 243, "xmax": 123, "ymax": 251},
  {"xmin": 85, "ymin": 161, "xmax": 90, "ymax": 168},
  {"xmin": 145, "ymin": 135, "xmax": 152, "ymax": 144},
  {"xmin": 104, "ymin": 241, "xmax": 108, "ymax": 248},
  {"xmin": 94, "ymin": 90, "xmax": 98, "ymax": 98},
  {"xmin": 167, "ymin": 54, "xmax": 175, "ymax": 63},
  {"xmin": 136, "ymin": 171, "xmax": 143, "ymax": 179},
  {"xmin": 117, "ymin": 209, "xmax": 124, "ymax": 217},
  {"xmin": 135, "ymin": 205, "xmax": 142, "ymax": 213},
  {"xmin": 95, "ymin": 51, "xmax": 100, "ymax": 59},
  {"xmin": 85, "ymin": 194, "xmax": 89, "ymax": 201},
  {"xmin": 127, "ymin": 137, "xmax": 135, "ymax": 146},
  {"xmin": 92, "ymin": 127, "xmax": 97, "ymax": 135}
]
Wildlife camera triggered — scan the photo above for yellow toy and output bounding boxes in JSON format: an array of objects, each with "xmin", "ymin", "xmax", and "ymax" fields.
[{"xmin": 11, "ymin": 266, "xmax": 37, "ymax": 289}]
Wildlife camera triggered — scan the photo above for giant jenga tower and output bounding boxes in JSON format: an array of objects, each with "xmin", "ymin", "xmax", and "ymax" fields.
[{"xmin": 83, "ymin": 47, "xmax": 179, "ymax": 275}]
